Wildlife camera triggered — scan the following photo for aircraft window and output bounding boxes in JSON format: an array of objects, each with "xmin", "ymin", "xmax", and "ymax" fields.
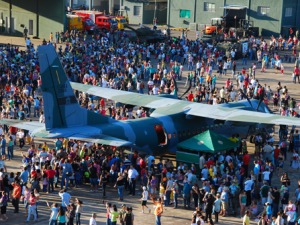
[{"xmin": 154, "ymin": 125, "xmax": 167, "ymax": 145}]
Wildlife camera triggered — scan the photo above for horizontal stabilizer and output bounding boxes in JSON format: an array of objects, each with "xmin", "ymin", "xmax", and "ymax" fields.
[
  {"xmin": 69, "ymin": 135, "xmax": 132, "ymax": 147},
  {"xmin": 0, "ymin": 119, "xmax": 44, "ymax": 132}
]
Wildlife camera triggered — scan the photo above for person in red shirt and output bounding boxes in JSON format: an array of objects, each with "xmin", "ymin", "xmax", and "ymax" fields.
[
  {"xmin": 100, "ymin": 98, "xmax": 105, "ymax": 109},
  {"xmin": 188, "ymin": 91, "xmax": 194, "ymax": 102},
  {"xmin": 243, "ymin": 151, "xmax": 251, "ymax": 177},
  {"xmin": 140, "ymin": 158, "xmax": 146, "ymax": 169},
  {"xmin": 294, "ymin": 66, "xmax": 299, "ymax": 83},
  {"xmin": 274, "ymin": 145, "xmax": 280, "ymax": 168},
  {"xmin": 206, "ymin": 158, "xmax": 214, "ymax": 168},
  {"xmin": 46, "ymin": 166, "xmax": 56, "ymax": 193}
]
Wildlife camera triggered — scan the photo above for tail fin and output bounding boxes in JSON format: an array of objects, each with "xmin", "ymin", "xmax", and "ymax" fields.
[{"xmin": 38, "ymin": 45, "xmax": 108, "ymax": 130}]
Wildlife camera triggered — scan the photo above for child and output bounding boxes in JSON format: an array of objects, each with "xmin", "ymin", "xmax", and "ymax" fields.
[
  {"xmin": 280, "ymin": 64, "xmax": 284, "ymax": 74},
  {"xmin": 140, "ymin": 186, "xmax": 150, "ymax": 213},
  {"xmin": 159, "ymin": 182, "xmax": 166, "ymax": 206},
  {"xmin": 42, "ymin": 173, "xmax": 48, "ymax": 192},
  {"xmin": 266, "ymin": 202, "xmax": 272, "ymax": 219}
]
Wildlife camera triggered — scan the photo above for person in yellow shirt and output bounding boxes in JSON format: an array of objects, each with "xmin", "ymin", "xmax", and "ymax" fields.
[
  {"xmin": 243, "ymin": 210, "xmax": 250, "ymax": 225},
  {"xmin": 63, "ymin": 138, "xmax": 68, "ymax": 150},
  {"xmin": 42, "ymin": 141, "xmax": 49, "ymax": 151},
  {"xmin": 159, "ymin": 183, "xmax": 165, "ymax": 204},
  {"xmin": 208, "ymin": 165, "xmax": 214, "ymax": 178}
]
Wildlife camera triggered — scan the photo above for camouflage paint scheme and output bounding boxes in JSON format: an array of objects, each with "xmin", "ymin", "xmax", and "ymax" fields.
[{"xmin": 1, "ymin": 45, "xmax": 300, "ymax": 155}]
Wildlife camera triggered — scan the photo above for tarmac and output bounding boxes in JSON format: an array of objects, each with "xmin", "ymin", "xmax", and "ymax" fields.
[{"xmin": 0, "ymin": 34, "xmax": 300, "ymax": 225}]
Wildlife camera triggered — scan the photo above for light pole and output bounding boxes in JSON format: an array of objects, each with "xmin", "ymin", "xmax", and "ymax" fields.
[
  {"xmin": 89, "ymin": 0, "xmax": 92, "ymax": 10},
  {"xmin": 234, "ymin": 15, "xmax": 237, "ymax": 29},
  {"xmin": 153, "ymin": 0, "xmax": 157, "ymax": 26}
]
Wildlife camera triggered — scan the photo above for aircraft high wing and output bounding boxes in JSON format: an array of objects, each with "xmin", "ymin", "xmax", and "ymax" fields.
[
  {"xmin": 71, "ymin": 82, "xmax": 179, "ymax": 109},
  {"xmin": 71, "ymin": 82, "xmax": 300, "ymax": 127}
]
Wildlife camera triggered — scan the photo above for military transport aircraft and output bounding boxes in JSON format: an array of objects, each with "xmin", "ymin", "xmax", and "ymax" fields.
[{"xmin": 1, "ymin": 45, "xmax": 300, "ymax": 155}]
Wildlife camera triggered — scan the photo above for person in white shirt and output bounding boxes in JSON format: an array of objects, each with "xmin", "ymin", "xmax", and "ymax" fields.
[
  {"xmin": 39, "ymin": 148, "xmax": 48, "ymax": 166},
  {"xmin": 152, "ymin": 85, "xmax": 159, "ymax": 95},
  {"xmin": 89, "ymin": 213, "xmax": 97, "ymax": 225},
  {"xmin": 262, "ymin": 169, "xmax": 271, "ymax": 184},
  {"xmin": 128, "ymin": 165, "xmax": 139, "ymax": 196},
  {"xmin": 244, "ymin": 177, "xmax": 254, "ymax": 206},
  {"xmin": 141, "ymin": 186, "xmax": 151, "ymax": 213},
  {"xmin": 199, "ymin": 154, "xmax": 206, "ymax": 170}
]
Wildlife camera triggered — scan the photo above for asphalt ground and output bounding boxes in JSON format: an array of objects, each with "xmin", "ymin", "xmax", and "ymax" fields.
[{"xmin": 0, "ymin": 33, "xmax": 299, "ymax": 225}]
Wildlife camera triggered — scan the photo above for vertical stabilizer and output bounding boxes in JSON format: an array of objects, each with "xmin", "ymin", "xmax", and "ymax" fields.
[{"xmin": 38, "ymin": 45, "xmax": 108, "ymax": 130}]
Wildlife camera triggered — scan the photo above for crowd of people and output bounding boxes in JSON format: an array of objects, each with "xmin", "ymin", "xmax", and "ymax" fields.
[{"xmin": 0, "ymin": 25, "xmax": 299, "ymax": 225}]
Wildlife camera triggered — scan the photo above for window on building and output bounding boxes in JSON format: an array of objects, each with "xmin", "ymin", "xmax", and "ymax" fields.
[
  {"xmin": 29, "ymin": 20, "xmax": 33, "ymax": 35},
  {"xmin": 258, "ymin": 6, "xmax": 270, "ymax": 16},
  {"xmin": 179, "ymin": 9, "xmax": 191, "ymax": 19},
  {"xmin": 285, "ymin": 8, "xmax": 292, "ymax": 17},
  {"xmin": 204, "ymin": 2, "xmax": 215, "ymax": 12},
  {"xmin": 133, "ymin": 6, "xmax": 141, "ymax": 16}
]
